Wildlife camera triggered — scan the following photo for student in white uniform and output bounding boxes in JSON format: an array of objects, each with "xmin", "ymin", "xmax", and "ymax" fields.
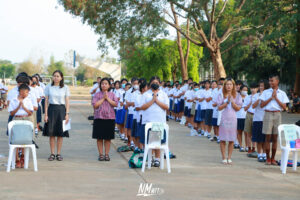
[
  {"xmin": 90, "ymin": 77, "xmax": 101, "ymax": 97},
  {"xmin": 116, "ymin": 79, "xmax": 128, "ymax": 140},
  {"xmin": 204, "ymin": 80, "xmax": 214, "ymax": 138},
  {"xmin": 125, "ymin": 78, "xmax": 139, "ymax": 148},
  {"xmin": 172, "ymin": 84, "xmax": 182, "ymax": 122},
  {"xmin": 243, "ymin": 83, "xmax": 258, "ymax": 156},
  {"xmin": 140, "ymin": 76, "xmax": 169, "ymax": 168},
  {"xmin": 8, "ymin": 84, "xmax": 34, "ymax": 168},
  {"xmin": 200, "ymin": 81, "xmax": 209, "ymax": 136},
  {"xmin": 260, "ymin": 75, "xmax": 289, "ymax": 165},
  {"xmin": 252, "ymin": 80, "xmax": 269, "ymax": 162},
  {"xmin": 0, "ymin": 80, "xmax": 8, "ymax": 109},
  {"xmin": 166, "ymin": 83, "xmax": 174, "ymax": 119},
  {"xmin": 236, "ymin": 85, "xmax": 248, "ymax": 151},
  {"xmin": 184, "ymin": 83, "xmax": 194, "ymax": 127},
  {"xmin": 211, "ymin": 79, "xmax": 223, "ymax": 142}
]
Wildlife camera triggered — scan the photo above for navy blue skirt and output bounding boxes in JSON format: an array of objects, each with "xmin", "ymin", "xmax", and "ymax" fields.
[
  {"xmin": 252, "ymin": 121, "xmax": 265, "ymax": 142},
  {"xmin": 237, "ymin": 118, "xmax": 245, "ymax": 131}
]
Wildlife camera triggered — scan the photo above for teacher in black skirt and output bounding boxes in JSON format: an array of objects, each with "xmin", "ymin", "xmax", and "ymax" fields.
[
  {"xmin": 43, "ymin": 70, "xmax": 70, "ymax": 161},
  {"xmin": 92, "ymin": 78, "xmax": 118, "ymax": 161}
]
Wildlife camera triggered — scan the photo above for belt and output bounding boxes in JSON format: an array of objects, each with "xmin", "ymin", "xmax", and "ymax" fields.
[
  {"xmin": 265, "ymin": 110, "xmax": 280, "ymax": 113},
  {"xmin": 247, "ymin": 112, "xmax": 254, "ymax": 115},
  {"xmin": 15, "ymin": 115, "xmax": 30, "ymax": 118}
]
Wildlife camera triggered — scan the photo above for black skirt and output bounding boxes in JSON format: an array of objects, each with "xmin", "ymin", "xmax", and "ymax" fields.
[
  {"xmin": 43, "ymin": 104, "xmax": 69, "ymax": 137},
  {"xmin": 92, "ymin": 119, "xmax": 115, "ymax": 140}
]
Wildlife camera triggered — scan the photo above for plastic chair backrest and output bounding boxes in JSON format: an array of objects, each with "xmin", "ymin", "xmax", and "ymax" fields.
[
  {"xmin": 145, "ymin": 122, "xmax": 169, "ymax": 148},
  {"xmin": 8, "ymin": 120, "xmax": 34, "ymax": 145},
  {"xmin": 278, "ymin": 124, "xmax": 300, "ymax": 148}
]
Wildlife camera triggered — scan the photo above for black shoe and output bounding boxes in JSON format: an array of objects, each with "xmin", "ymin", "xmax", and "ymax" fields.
[{"xmin": 153, "ymin": 160, "xmax": 160, "ymax": 167}]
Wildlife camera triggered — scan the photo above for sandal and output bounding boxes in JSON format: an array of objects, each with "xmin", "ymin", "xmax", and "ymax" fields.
[
  {"xmin": 222, "ymin": 159, "xmax": 228, "ymax": 165},
  {"xmin": 227, "ymin": 159, "xmax": 233, "ymax": 165},
  {"xmin": 16, "ymin": 160, "xmax": 21, "ymax": 168},
  {"xmin": 98, "ymin": 154, "xmax": 105, "ymax": 161},
  {"xmin": 56, "ymin": 154, "xmax": 63, "ymax": 161},
  {"xmin": 105, "ymin": 154, "xmax": 110, "ymax": 161},
  {"xmin": 48, "ymin": 154, "xmax": 55, "ymax": 161}
]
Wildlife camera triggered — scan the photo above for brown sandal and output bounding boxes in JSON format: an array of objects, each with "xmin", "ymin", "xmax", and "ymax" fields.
[
  {"xmin": 56, "ymin": 154, "xmax": 63, "ymax": 161},
  {"xmin": 48, "ymin": 154, "xmax": 55, "ymax": 161},
  {"xmin": 98, "ymin": 154, "xmax": 105, "ymax": 161},
  {"xmin": 105, "ymin": 154, "xmax": 110, "ymax": 161}
]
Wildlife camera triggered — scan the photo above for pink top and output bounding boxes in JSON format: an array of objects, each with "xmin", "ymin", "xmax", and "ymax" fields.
[{"xmin": 92, "ymin": 91, "xmax": 118, "ymax": 120}]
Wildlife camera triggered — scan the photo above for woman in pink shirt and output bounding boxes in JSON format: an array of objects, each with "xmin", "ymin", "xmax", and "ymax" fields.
[{"xmin": 92, "ymin": 78, "xmax": 118, "ymax": 161}]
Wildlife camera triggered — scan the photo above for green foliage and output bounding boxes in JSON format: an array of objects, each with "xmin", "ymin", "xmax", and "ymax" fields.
[
  {"xmin": 0, "ymin": 60, "xmax": 16, "ymax": 78},
  {"xmin": 47, "ymin": 56, "xmax": 65, "ymax": 75},
  {"xmin": 86, "ymin": 78, "xmax": 94, "ymax": 86},
  {"xmin": 120, "ymin": 39, "xmax": 202, "ymax": 81},
  {"xmin": 18, "ymin": 60, "xmax": 43, "ymax": 75}
]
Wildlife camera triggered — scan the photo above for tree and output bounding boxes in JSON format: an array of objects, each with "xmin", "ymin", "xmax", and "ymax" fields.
[
  {"xmin": 47, "ymin": 56, "xmax": 65, "ymax": 75},
  {"xmin": 18, "ymin": 60, "xmax": 43, "ymax": 75},
  {"xmin": 58, "ymin": 0, "xmax": 271, "ymax": 80},
  {"xmin": 0, "ymin": 60, "xmax": 16, "ymax": 78},
  {"xmin": 119, "ymin": 38, "xmax": 202, "ymax": 82}
]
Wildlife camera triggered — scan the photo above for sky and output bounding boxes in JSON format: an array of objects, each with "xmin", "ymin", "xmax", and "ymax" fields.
[{"xmin": 0, "ymin": 0, "xmax": 119, "ymax": 64}]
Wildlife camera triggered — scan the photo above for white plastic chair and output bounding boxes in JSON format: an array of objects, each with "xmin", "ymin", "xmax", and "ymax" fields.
[
  {"xmin": 141, "ymin": 122, "xmax": 171, "ymax": 173},
  {"xmin": 7, "ymin": 120, "xmax": 38, "ymax": 172},
  {"xmin": 278, "ymin": 124, "xmax": 300, "ymax": 174}
]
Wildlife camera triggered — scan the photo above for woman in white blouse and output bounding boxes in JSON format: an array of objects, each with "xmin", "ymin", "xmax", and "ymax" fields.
[{"xmin": 43, "ymin": 70, "xmax": 70, "ymax": 161}]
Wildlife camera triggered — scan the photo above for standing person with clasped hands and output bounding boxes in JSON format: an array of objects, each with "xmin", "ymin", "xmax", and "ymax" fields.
[
  {"xmin": 92, "ymin": 78, "xmax": 118, "ymax": 162},
  {"xmin": 217, "ymin": 78, "xmax": 242, "ymax": 165}
]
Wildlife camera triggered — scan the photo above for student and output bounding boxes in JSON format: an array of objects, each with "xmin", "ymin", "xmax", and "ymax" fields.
[
  {"xmin": 92, "ymin": 78, "xmax": 118, "ymax": 161},
  {"xmin": 117, "ymin": 79, "xmax": 128, "ymax": 140},
  {"xmin": 115, "ymin": 81, "xmax": 124, "ymax": 135},
  {"xmin": 90, "ymin": 77, "xmax": 101, "ymax": 97},
  {"xmin": 0, "ymin": 80, "xmax": 8, "ymax": 109},
  {"xmin": 217, "ymin": 78, "xmax": 242, "ymax": 164},
  {"xmin": 211, "ymin": 80, "xmax": 223, "ymax": 142},
  {"xmin": 243, "ymin": 83, "xmax": 258, "ymax": 157},
  {"xmin": 204, "ymin": 80, "xmax": 214, "ymax": 138},
  {"xmin": 8, "ymin": 84, "xmax": 34, "ymax": 168},
  {"xmin": 236, "ymin": 85, "xmax": 248, "ymax": 152},
  {"xmin": 34, "ymin": 74, "xmax": 46, "ymax": 114},
  {"xmin": 184, "ymin": 83, "xmax": 194, "ymax": 128},
  {"xmin": 190, "ymin": 83, "xmax": 199, "ymax": 136},
  {"xmin": 260, "ymin": 75, "xmax": 289, "ymax": 165},
  {"xmin": 43, "ymin": 70, "xmax": 70, "ymax": 161},
  {"xmin": 167, "ymin": 83, "xmax": 174, "ymax": 119},
  {"xmin": 199, "ymin": 81, "xmax": 207, "ymax": 136},
  {"xmin": 252, "ymin": 80, "xmax": 269, "ymax": 162},
  {"xmin": 135, "ymin": 81, "xmax": 148, "ymax": 150},
  {"xmin": 123, "ymin": 82, "xmax": 132, "ymax": 142},
  {"xmin": 125, "ymin": 78, "xmax": 139, "ymax": 148},
  {"xmin": 31, "ymin": 76, "xmax": 44, "ymax": 134},
  {"xmin": 173, "ymin": 84, "xmax": 182, "ymax": 122},
  {"xmin": 179, "ymin": 80, "xmax": 189, "ymax": 122},
  {"xmin": 140, "ymin": 76, "xmax": 169, "ymax": 167}
]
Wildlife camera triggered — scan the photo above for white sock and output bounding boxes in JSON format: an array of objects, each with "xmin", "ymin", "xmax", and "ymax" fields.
[
  {"xmin": 262, "ymin": 153, "xmax": 266, "ymax": 157},
  {"xmin": 155, "ymin": 158, "xmax": 160, "ymax": 161}
]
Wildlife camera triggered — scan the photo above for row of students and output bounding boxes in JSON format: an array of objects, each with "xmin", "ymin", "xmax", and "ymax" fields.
[{"xmin": 164, "ymin": 75, "xmax": 289, "ymax": 165}]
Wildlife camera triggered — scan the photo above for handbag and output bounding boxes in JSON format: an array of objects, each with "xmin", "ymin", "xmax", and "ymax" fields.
[{"xmin": 11, "ymin": 124, "xmax": 33, "ymax": 145}]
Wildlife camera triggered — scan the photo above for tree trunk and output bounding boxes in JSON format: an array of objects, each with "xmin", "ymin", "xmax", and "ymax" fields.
[
  {"xmin": 172, "ymin": 63, "xmax": 177, "ymax": 83},
  {"xmin": 210, "ymin": 48, "xmax": 226, "ymax": 80},
  {"xmin": 295, "ymin": 12, "xmax": 300, "ymax": 94}
]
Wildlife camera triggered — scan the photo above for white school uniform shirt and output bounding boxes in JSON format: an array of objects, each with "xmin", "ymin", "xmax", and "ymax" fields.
[
  {"xmin": 200, "ymin": 89, "xmax": 208, "ymax": 110},
  {"xmin": 204, "ymin": 88, "xmax": 213, "ymax": 110},
  {"xmin": 253, "ymin": 93, "xmax": 265, "ymax": 122},
  {"xmin": 141, "ymin": 89, "xmax": 169, "ymax": 125},
  {"xmin": 126, "ymin": 88, "xmax": 137, "ymax": 115},
  {"xmin": 236, "ymin": 95, "xmax": 247, "ymax": 119},
  {"xmin": 90, "ymin": 83, "xmax": 100, "ymax": 97},
  {"xmin": 134, "ymin": 91, "xmax": 143, "ymax": 122},
  {"xmin": 212, "ymin": 88, "xmax": 220, "ymax": 118},
  {"xmin": 1, "ymin": 85, "xmax": 8, "ymax": 94},
  {"xmin": 115, "ymin": 89, "xmax": 125, "ymax": 110},
  {"xmin": 8, "ymin": 96, "xmax": 34, "ymax": 116},
  {"xmin": 243, "ymin": 94, "xmax": 256, "ymax": 114},
  {"xmin": 173, "ymin": 89, "xmax": 181, "ymax": 104},
  {"xmin": 185, "ymin": 89, "xmax": 194, "ymax": 109},
  {"xmin": 131, "ymin": 90, "xmax": 140, "ymax": 119},
  {"xmin": 180, "ymin": 84, "xmax": 189, "ymax": 100},
  {"xmin": 7, "ymin": 86, "xmax": 38, "ymax": 108},
  {"xmin": 194, "ymin": 89, "xmax": 202, "ymax": 108},
  {"xmin": 259, "ymin": 88, "xmax": 289, "ymax": 111}
]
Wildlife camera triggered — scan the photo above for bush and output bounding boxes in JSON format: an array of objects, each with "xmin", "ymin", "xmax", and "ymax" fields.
[{"xmin": 86, "ymin": 79, "xmax": 94, "ymax": 86}]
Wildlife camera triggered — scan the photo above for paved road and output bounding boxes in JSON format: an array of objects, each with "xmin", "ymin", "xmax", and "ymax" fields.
[{"xmin": 0, "ymin": 103, "xmax": 299, "ymax": 200}]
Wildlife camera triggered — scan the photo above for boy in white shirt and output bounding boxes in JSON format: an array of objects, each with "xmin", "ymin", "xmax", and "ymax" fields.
[
  {"xmin": 260, "ymin": 75, "xmax": 289, "ymax": 165},
  {"xmin": 204, "ymin": 80, "xmax": 213, "ymax": 138},
  {"xmin": 243, "ymin": 83, "xmax": 258, "ymax": 156},
  {"xmin": 0, "ymin": 80, "xmax": 8, "ymax": 109},
  {"xmin": 8, "ymin": 83, "xmax": 34, "ymax": 168}
]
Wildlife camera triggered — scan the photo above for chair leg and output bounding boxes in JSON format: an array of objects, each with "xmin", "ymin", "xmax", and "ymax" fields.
[
  {"xmin": 165, "ymin": 148, "xmax": 171, "ymax": 173},
  {"xmin": 31, "ymin": 146, "xmax": 38, "ymax": 172},
  {"xmin": 24, "ymin": 147, "xmax": 30, "ymax": 169},
  {"xmin": 147, "ymin": 149, "xmax": 152, "ymax": 169},
  {"xmin": 160, "ymin": 149, "xmax": 164, "ymax": 170},
  {"xmin": 6, "ymin": 147, "xmax": 14, "ymax": 172},
  {"xmin": 292, "ymin": 151, "xmax": 298, "ymax": 171},
  {"xmin": 12, "ymin": 148, "xmax": 16, "ymax": 169},
  {"xmin": 281, "ymin": 149, "xmax": 289, "ymax": 174},
  {"xmin": 141, "ymin": 147, "xmax": 148, "ymax": 173}
]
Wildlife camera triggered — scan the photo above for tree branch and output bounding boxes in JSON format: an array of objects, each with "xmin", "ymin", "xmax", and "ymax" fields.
[{"xmin": 215, "ymin": 0, "xmax": 228, "ymax": 24}]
